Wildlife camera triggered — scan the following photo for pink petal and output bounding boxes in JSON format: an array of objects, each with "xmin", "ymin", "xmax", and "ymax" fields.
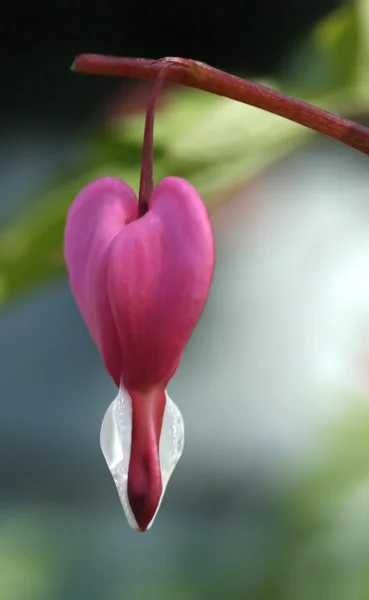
[
  {"xmin": 65, "ymin": 175, "xmax": 214, "ymax": 390},
  {"xmin": 107, "ymin": 176, "xmax": 214, "ymax": 390},
  {"xmin": 64, "ymin": 177, "xmax": 137, "ymax": 384}
]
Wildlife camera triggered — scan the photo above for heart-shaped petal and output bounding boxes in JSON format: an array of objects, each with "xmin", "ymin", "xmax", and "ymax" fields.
[{"xmin": 64, "ymin": 175, "xmax": 214, "ymax": 389}]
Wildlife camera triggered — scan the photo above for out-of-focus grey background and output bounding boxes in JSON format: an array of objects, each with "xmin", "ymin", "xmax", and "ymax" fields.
[{"xmin": 3, "ymin": 0, "xmax": 369, "ymax": 598}]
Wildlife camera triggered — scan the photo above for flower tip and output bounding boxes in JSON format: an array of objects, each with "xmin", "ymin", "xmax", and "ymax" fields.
[
  {"xmin": 127, "ymin": 488, "xmax": 160, "ymax": 532},
  {"xmin": 100, "ymin": 386, "xmax": 185, "ymax": 532},
  {"xmin": 70, "ymin": 55, "xmax": 89, "ymax": 72},
  {"xmin": 128, "ymin": 485, "xmax": 160, "ymax": 533}
]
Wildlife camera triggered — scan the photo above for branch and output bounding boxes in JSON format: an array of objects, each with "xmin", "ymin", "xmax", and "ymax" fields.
[{"xmin": 72, "ymin": 54, "xmax": 369, "ymax": 156}]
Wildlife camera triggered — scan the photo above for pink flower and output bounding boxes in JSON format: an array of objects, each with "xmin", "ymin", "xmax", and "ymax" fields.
[{"xmin": 64, "ymin": 174, "xmax": 214, "ymax": 530}]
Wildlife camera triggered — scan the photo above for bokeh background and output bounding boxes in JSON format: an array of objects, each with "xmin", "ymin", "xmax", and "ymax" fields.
[{"xmin": 2, "ymin": 0, "xmax": 369, "ymax": 598}]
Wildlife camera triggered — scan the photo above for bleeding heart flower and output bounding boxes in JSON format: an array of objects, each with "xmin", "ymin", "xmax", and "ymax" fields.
[{"xmin": 64, "ymin": 65, "xmax": 215, "ymax": 531}]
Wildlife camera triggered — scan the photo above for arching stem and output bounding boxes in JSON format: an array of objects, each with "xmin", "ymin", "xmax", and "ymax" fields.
[{"xmin": 138, "ymin": 62, "xmax": 173, "ymax": 218}]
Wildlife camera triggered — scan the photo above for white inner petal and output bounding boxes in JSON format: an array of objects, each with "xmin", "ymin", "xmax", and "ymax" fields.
[{"xmin": 100, "ymin": 383, "xmax": 185, "ymax": 530}]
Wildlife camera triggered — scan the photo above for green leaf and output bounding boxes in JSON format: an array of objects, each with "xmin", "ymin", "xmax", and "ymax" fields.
[{"xmin": 280, "ymin": 3, "xmax": 359, "ymax": 95}]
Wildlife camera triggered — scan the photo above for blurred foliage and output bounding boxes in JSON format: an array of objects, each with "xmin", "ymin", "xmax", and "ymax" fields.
[
  {"xmin": 280, "ymin": 3, "xmax": 359, "ymax": 94},
  {"xmin": 3, "ymin": 4, "xmax": 369, "ymax": 599},
  {"xmin": 0, "ymin": 512, "xmax": 64, "ymax": 600},
  {"xmin": 275, "ymin": 406, "xmax": 369, "ymax": 600},
  {"xmin": 4, "ymin": 406, "xmax": 369, "ymax": 600},
  {"xmin": 1, "ymin": 1, "xmax": 369, "ymax": 305}
]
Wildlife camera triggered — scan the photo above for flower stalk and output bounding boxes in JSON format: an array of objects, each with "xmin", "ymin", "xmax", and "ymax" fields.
[{"xmin": 138, "ymin": 62, "xmax": 173, "ymax": 217}]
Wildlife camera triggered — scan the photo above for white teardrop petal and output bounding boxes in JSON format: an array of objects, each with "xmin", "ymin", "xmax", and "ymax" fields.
[{"xmin": 100, "ymin": 383, "xmax": 184, "ymax": 530}]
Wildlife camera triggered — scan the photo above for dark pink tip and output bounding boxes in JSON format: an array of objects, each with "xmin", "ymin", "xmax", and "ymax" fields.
[{"xmin": 127, "ymin": 388, "xmax": 166, "ymax": 531}]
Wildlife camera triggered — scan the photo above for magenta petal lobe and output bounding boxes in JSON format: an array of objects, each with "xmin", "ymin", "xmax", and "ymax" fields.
[
  {"xmin": 64, "ymin": 177, "xmax": 138, "ymax": 385},
  {"xmin": 107, "ymin": 176, "xmax": 214, "ymax": 390}
]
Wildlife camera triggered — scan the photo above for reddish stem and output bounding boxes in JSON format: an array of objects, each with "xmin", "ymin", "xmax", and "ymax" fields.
[
  {"xmin": 72, "ymin": 54, "xmax": 369, "ymax": 156},
  {"xmin": 138, "ymin": 62, "xmax": 173, "ymax": 218}
]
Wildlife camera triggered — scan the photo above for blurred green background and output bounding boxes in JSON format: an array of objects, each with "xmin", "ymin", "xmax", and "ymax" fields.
[{"xmin": 3, "ymin": 0, "xmax": 369, "ymax": 598}]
